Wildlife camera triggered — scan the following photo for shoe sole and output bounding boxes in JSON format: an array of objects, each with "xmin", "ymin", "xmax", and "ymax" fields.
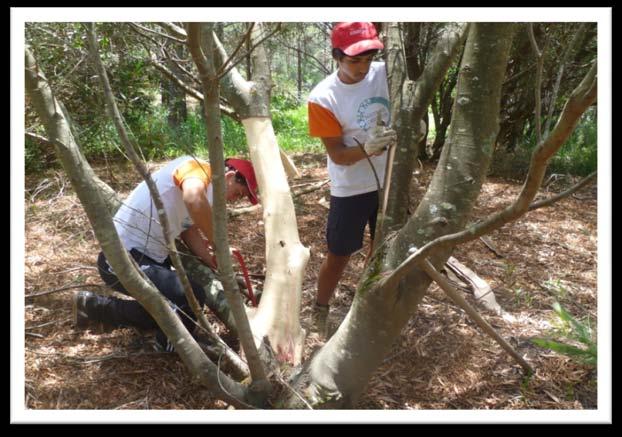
[{"xmin": 72, "ymin": 293, "xmax": 90, "ymax": 329}]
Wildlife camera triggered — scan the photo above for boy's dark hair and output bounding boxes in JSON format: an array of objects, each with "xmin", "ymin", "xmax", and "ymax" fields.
[
  {"xmin": 332, "ymin": 48, "xmax": 380, "ymax": 61},
  {"xmin": 226, "ymin": 164, "xmax": 247, "ymax": 186}
]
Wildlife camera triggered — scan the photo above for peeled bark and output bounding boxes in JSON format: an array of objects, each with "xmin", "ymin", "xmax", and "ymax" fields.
[
  {"xmin": 212, "ymin": 24, "xmax": 309, "ymax": 364},
  {"xmin": 243, "ymin": 117, "xmax": 309, "ymax": 364}
]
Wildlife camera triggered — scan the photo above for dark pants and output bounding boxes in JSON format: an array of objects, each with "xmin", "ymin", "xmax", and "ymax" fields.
[
  {"xmin": 326, "ymin": 191, "xmax": 379, "ymax": 256},
  {"xmin": 93, "ymin": 249, "xmax": 206, "ymax": 334}
]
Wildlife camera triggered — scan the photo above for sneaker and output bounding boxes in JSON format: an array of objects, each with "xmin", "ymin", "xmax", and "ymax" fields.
[
  {"xmin": 72, "ymin": 291, "xmax": 95, "ymax": 329},
  {"xmin": 154, "ymin": 330, "xmax": 175, "ymax": 353},
  {"xmin": 311, "ymin": 303, "xmax": 330, "ymax": 338}
]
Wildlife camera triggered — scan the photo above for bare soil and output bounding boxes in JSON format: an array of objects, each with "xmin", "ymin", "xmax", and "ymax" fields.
[{"xmin": 23, "ymin": 153, "xmax": 598, "ymax": 410}]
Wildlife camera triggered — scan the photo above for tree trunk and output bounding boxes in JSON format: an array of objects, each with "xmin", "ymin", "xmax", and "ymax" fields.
[
  {"xmin": 213, "ymin": 24, "xmax": 310, "ymax": 364},
  {"xmin": 24, "ymin": 46, "xmax": 121, "ymax": 216},
  {"xmin": 380, "ymin": 22, "xmax": 469, "ymax": 238},
  {"xmin": 284, "ymin": 23, "xmax": 516, "ymax": 409},
  {"xmin": 430, "ymin": 66, "xmax": 459, "ymax": 159},
  {"xmin": 164, "ymin": 45, "xmax": 188, "ymax": 128},
  {"xmin": 297, "ymin": 27, "xmax": 303, "ymax": 102},
  {"xmin": 26, "ymin": 44, "xmax": 256, "ymax": 408},
  {"xmin": 187, "ymin": 23, "xmax": 271, "ymax": 392}
]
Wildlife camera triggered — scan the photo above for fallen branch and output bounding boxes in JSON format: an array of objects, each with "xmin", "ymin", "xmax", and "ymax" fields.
[
  {"xmin": 26, "ymin": 317, "xmax": 72, "ymax": 331},
  {"xmin": 420, "ymin": 258, "xmax": 532, "ymax": 374},
  {"xmin": 228, "ymin": 179, "xmax": 329, "ymax": 217},
  {"xmin": 479, "ymin": 236, "xmax": 504, "ymax": 258},
  {"xmin": 25, "ymin": 283, "xmax": 106, "ymax": 300},
  {"xmin": 529, "ymin": 171, "xmax": 596, "ymax": 211},
  {"xmin": 445, "ymin": 256, "xmax": 503, "ymax": 315},
  {"xmin": 292, "ymin": 179, "xmax": 329, "ymax": 196}
]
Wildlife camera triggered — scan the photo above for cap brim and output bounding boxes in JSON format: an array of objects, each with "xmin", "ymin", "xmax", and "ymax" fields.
[{"xmin": 343, "ymin": 39, "xmax": 384, "ymax": 57}]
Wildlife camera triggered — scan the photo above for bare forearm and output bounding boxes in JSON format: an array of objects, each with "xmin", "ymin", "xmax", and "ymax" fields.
[
  {"xmin": 328, "ymin": 144, "xmax": 370, "ymax": 166},
  {"xmin": 181, "ymin": 226, "xmax": 216, "ymax": 269},
  {"xmin": 323, "ymin": 135, "xmax": 376, "ymax": 166},
  {"xmin": 184, "ymin": 192, "xmax": 215, "ymax": 244}
]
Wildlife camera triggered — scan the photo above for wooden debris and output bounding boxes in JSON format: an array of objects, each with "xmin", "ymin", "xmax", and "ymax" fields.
[
  {"xmin": 445, "ymin": 256, "xmax": 503, "ymax": 315},
  {"xmin": 480, "ymin": 236, "xmax": 504, "ymax": 258}
]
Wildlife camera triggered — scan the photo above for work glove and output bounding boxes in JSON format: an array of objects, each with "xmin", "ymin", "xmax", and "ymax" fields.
[{"xmin": 363, "ymin": 126, "xmax": 397, "ymax": 155}]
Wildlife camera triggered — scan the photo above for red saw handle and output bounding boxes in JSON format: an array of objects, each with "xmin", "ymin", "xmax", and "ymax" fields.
[{"xmin": 231, "ymin": 249, "xmax": 257, "ymax": 307}]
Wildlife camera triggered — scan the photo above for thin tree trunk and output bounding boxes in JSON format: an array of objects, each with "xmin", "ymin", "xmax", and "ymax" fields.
[
  {"xmin": 297, "ymin": 26, "xmax": 303, "ymax": 101},
  {"xmin": 187, "ymin": 22, "xmax": 270, "ymax": 393},
  {"xmin": 26, "ymin": 44, "xmax": 255, "ymax": 408},
  {"xmin": 24, "ymin": 46, "xmax": 121, "ymax": 216},
  {"xmin": 380, "ymin": 22, "xmax": 469, "ymax": 238}
]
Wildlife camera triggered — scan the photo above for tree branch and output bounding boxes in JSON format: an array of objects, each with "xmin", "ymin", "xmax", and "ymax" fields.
[
  {"xmin": 419, "ymin": 259, "xmax": 532, "ymax": 373},
  {"xmin": 156, "ymin": 22, "xmax": 188, "ymax": 40},
  {"xmin": 215, "ymin": 23, "xmax": 255, "ymax": 78},
  {"xmin": 380, "ymin": 61, "xmax": 596, "ymax": 292},
  {"xmin": 128, "ymin": 22, "xmax": 186, "ymax": 44},
  {"xmin": 149, "ymin": 55, "xmax": 241, "ymax": 122},
  {"xmin": 85, "ymin": 22, "xmax": 215, "ymax": 334},
  {"xmin": 529, "ymin": 171, "xmax": 596, "ymax": 211},
  {"xmin": 277, "ymin": 39, "xmax": 331, "ymax": 75},
  {"xmin": 528, "ymin": 23, "xmax": 544, "ymax": 145},
  {"xmin": 216, "ymin": 23, "xmax": 282, "ymax": 82},
  {"xmin": 543, "ymin": 23, "xmax": 589, "ymax": 137},
  {"xmin": 27, "ymin": 42, "xmax": 251, "ymax": 407},
  {"xmin": 25, "ymin": 131, "xmax": 52, "ymax": 146}
]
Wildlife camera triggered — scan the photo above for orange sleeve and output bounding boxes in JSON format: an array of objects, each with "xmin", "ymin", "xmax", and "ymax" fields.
[
  {"xmin": 308, "ymin": 102, "xmax": 342, "ymax": 138},
  {"xmin": 173, "ymin": 159, "xmax": 212, "ymax": 189}
]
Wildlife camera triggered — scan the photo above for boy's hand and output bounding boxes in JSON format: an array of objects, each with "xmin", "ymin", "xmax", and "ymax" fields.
[{"xmin": 363, "ymin": 127, "xmax": 397, "ymax": 155}]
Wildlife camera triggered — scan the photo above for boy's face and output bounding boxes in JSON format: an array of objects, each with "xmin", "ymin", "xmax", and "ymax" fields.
[
  {"xmin": 337, "ymin": 53, "xmax": 375, "ymax": 84},
  {"xmin": 225, "ymin": 171, "xmax": 250, "ymax": 203}
]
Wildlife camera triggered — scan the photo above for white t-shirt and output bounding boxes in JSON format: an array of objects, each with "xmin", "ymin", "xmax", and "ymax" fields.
[
  {"xmin": 308, "ymin": 61, "xmax": 390, "ymax": 197},
  {"xmin": 113, "ymin": 155, "xmax": 213, "ymax": 263}
]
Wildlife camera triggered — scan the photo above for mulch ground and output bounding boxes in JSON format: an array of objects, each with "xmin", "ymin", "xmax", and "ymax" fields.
[{"xmin": 23, "ymin": 153, "xmax": 598, "ymax": 410}]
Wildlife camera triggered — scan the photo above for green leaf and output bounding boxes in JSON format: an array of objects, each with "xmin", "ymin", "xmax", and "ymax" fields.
[
  {"xmin": 552, "ymin": 302, "xmax": 593, "ymax": 346},
  {"xmin": 531, "ymin": 338, "xmax": 588, "ymax": 356}
]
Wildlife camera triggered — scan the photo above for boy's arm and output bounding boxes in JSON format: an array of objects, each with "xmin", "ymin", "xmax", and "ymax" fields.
[
  {"xmin": 180, "ymin": 177, "xmax": 217, "ymax": 267},
  {"xmin": 322, "ymin": 136, "xmax": 383, "ymax": 165},
  {"xmin": 180, "ymin": 224, "xmax": 217, "ymax": 270}
]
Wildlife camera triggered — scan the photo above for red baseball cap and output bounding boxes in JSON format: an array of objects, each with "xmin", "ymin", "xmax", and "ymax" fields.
[
  {"xmin": 225, "ymin": 158, "xmax": 259, "ymax": 205},
  {"xmin": 331, "ymin": 22, "xmax": 384, "ymax": 57}
]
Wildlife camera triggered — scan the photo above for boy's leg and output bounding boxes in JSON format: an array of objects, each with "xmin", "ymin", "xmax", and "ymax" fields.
[
  {"xmin": 316, "ymin": 252, "xmax": 351, "ymax": 306},
  {"xmin": 73, "ymin": 291, "xmax": 159, "ymax": 330},
  {"xmin": 93, "ymin": 251, "xmax": 206, "ymax": 334},
  {"xmin": 312, "ymin": 192, "xmax": 377, "ymax": 336}
]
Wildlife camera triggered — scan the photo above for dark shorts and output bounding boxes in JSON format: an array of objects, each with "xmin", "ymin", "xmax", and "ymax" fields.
[{"xmin": 326, "ymin": 190, "xmax": 379, "ymax": 256}]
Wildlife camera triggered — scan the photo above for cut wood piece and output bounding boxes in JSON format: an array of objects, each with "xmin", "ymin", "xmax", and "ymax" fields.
[
  {"xmin": 445, "ymin": 256, "xmax": 503, "ymax": 315},
  {"xmin": 480, "ymin": 236, "xmax": 504, "ymax": 257},
  {"xmin": 279, "ymin": 148, "xmax": 301, "ymax": 180},
  {"xmin": 420, "ymin": 258, "xmax": 532, "ymax": 374}
]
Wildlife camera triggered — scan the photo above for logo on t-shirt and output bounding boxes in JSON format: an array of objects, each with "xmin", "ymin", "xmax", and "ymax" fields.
[{"xmin": 356, "ymin": 97, "xmax": 391, "ymax": 132}]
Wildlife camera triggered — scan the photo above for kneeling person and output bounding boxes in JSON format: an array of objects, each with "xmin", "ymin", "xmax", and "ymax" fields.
[{"xmin": 73, "ymin": 155, "xmax": 258, "ymax": 351}]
